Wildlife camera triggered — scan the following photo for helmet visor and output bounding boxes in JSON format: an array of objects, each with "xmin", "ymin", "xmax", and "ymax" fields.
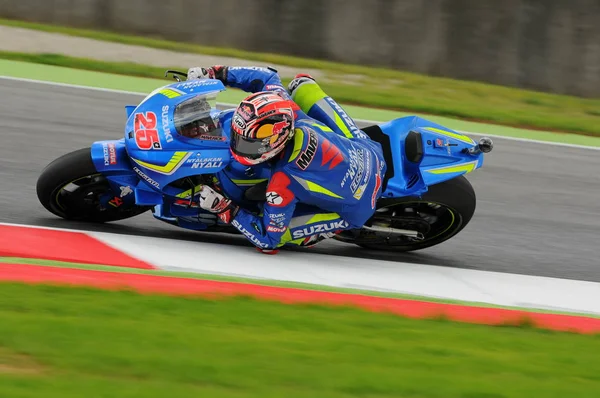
[{"xmin": 230, "ymin": 133, "xmax": 275, "ymax": 161}]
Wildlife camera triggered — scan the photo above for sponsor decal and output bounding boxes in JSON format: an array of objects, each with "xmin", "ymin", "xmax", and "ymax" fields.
[
  {"xmin": 325, "ymin": 97, "xmax": 361, "ymax": 136},
  {"xmin": 296, "ymin": 128, "xmax": 318, "ymax": 170},
  {"xmin": 264, "ymin": 84, "xmax": 287, "ymax": 96},
  {"xmin": 107, "ymin": 143, "xmax": 117, "ymax": 165},
  {"xmin": 353, "ymin": 184, "xmax": 367, "ymax": 201},
  {"xmin": 102, "ymin": 143, "xmax": 110, "ymax": 166},
  {"xmin": 370, "ymin": 158, "xmax": 383, "ymax": 209},
  {"xmin": 119, "ymin": 186, "xmax": 133, "ymax": 198},
  {"xmin": 229, "ymin": 66, "xmax": 270, "ymax": 72},
  {"xmin": 133, "ymin": 166, "xmax": 160, "ymax": 188},
  {"xmin": 269, "ymin": 212, "xmax": 286, "ymax": 221},
  {"xmin": 288, "ymin": 78, "xmax": 302, "ymax": 93},
  {"xmin": 186, "ymin": 155, "xmax": 224, "ymax": 169},
  {"xmin": 355, "ymin": 150, "xmax": 372, "ymax": 200},
  {"xmin": 161, "ymin": 105, "xmax": 174, "ymax": 143},
  {"xmin": 291, "ymin": 220, "xmax": 349, "ymax": 239},
  {"xmin": 354, "ymin": 130, "xmax": 370, "ymax": 140},
  {"xmin": 232, "ymin": 219, "xmax": 269, "ymax": 248},
  {"xmin": 175, "ymin": 79, "xmax": 220, "ymax": 90},
  {"xmin": 268, "ymin": 212, "xmax": 286, "ymax": 228},
  {"xmin": 271, "ymin": 118, "xmax": 290, "ymax": 136},
  {"xmin": 251, "ymin": 222, "xmax": 263, "ymax": 234},
  {"xmin": 320, "ymin": 138, "xmax": 344, "ymax": 170},
  {"xmin": 199, "ymin": 134, "xmax": 226, "ymax": 141},
  {"xmin": 340, "ymin": 146, "xmax": 371, "ymax": 198},
  {"xmin": 433, "ymin": 137, "xmax": 453, "ymax": 155},
  {"xmin": 266, "ymin": 191, "xmax": 283, "ymax": 206},
  {"xmin": 238, "ymin": 104, "xmax": 255, "ymax": 121},
  {"xmin": 267, "ymin": 225, "xmax": 286, "ymax": 233},
  {"xmin": 191, "ymin": 161, "xmax": 223, "ymax": 169},
  {"xmin": 340, "ymin": 147, "xmax": 363, "ymax": 188},
  {"xmin": 108, "ymin": 196, "xmax": 123, "ymax": 208},
  {"xmin": 232, "ymin": 114, "xmax": 247, "ymax": 131},
  {"xmin": 134, "ymin": 111, "xmax": 162, "ymax": 150}
]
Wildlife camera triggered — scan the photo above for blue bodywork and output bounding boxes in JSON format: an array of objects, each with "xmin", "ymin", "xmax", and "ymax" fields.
[{"xmin": 90, "ymin": 79, "xmax": 488, "ymax": 232}]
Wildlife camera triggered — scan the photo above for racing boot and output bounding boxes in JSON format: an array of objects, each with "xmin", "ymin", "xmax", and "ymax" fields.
[
  {"xmin": 298, "ymin": 231, "xmax": 341, "ymax": 248},
  {"xmin": 287, "ymin": 73, "xmax": 317, "ymax": 97}
]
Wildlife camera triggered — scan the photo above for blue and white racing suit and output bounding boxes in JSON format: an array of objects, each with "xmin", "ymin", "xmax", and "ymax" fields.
[{"xmin": 222, "ymin": 66, "xmax": 387, "ymax": 250}]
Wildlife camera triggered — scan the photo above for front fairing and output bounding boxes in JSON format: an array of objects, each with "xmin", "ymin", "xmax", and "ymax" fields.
[{"xmin": 123, "ymin": 80, "xmax": 231, "ymax": 192}]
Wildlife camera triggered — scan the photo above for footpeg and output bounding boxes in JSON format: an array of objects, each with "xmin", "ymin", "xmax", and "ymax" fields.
[{"xmin": 362, "ymin": 225, "xmax": 424, "ymax": 240}]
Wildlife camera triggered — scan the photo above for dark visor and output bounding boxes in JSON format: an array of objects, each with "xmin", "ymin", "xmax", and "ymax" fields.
[{"xmin": 231, "ymin": 134, "xmax": 272, "ymax": 160}]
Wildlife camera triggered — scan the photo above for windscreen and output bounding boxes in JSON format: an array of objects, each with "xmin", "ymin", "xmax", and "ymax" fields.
[{"xmin": 173, "ymin": 94, "xmax": 224, "ymax": 141}]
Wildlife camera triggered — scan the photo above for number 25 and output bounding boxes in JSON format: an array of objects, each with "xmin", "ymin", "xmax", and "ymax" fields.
[{"xmin": 134, "ymin": 112, "xmax": 162, "ymax": 150}]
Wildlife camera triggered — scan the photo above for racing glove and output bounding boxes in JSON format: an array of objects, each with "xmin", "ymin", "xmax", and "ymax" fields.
[
  {"xmin": 187, "ymin": 65, "xmax": 228, "ymax": 82},
  {"xmin": 197, "ymin": 185, "xmax": 239, "ymax": 224}
]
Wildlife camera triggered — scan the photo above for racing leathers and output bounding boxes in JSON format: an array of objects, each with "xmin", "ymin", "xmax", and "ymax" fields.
[{"xmin": 195, "ymin": 66, "xmax": 387, "ymax": 252}]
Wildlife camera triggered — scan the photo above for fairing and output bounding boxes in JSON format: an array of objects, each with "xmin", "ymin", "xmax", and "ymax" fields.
[{"xmin": 378, "ymin": 116, "xmax": 485, "ymax": 198}]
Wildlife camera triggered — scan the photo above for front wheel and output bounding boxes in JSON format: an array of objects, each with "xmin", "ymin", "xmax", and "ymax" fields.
[
  {"xmin": 36, "ymin": 148, "xmax": 151, "ymax": 223},
  {"xmin": 341, "ymin": 176, "xmax": 476, "ymax": 252}
]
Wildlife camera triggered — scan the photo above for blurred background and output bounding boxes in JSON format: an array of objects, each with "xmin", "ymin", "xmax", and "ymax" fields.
[
  {"xmin": 2, "ymin": 0, "xmax": 600, "ymax": 97},
  {"xmin": 2, "ymin": 3, "xmax": 600, "ymax": 397}
]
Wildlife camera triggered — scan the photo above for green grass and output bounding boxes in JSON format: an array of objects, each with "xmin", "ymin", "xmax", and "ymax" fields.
[
  {"xmin": 0, "ymin": 52, "xmax": 169, "ymax": 79},
  {"xmin": 3, "ymin": 257, "xmax": 599, "ymax": 319},
  {"xmin": 1, "ymin": 283, "xmax": 600, "ymax": 397},
  {"xmin": 3, "ymin": 18, "xmax": 600, "ymax": 136}
]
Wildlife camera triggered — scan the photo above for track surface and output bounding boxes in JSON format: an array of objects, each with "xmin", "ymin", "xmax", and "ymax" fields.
[{"xmin": 1, "ymin": 79, "xmax": 599, "ymax": 281}]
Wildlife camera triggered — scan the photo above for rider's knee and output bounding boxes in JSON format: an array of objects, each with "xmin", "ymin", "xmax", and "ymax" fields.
[{"xmin": 288, "ymin": 75, "xmax": 326, "ymax": 112}]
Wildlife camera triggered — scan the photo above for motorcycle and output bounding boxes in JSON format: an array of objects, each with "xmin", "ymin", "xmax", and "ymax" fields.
[{"xmin": 36, "ymin": 70, "xmax": 493, "ymax": 252}]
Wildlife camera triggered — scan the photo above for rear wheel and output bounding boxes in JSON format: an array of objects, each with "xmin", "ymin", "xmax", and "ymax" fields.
[
  {"xmin": 342, "ymin": 176, "xmax": 476, "ymax": 252},
  {"xmin": 36, "ymin": 148, "xmax": 151, "ymax": 222}
]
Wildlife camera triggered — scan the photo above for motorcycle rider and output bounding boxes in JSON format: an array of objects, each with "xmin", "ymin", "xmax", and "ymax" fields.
[{"xmin": 187, "ymin": 65, "xmax": 387, "ymax": 254}]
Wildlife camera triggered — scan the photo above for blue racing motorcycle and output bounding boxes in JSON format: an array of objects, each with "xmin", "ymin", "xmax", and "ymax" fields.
[{"xmin": 36, "ymin": 70, "xmax": 493, "ymax": 252}]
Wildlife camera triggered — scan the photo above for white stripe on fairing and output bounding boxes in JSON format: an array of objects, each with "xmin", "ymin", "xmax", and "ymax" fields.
[
  {"xmin": 3, "ymin": 221, "xmax": 600, "ymax": 315},
  {"xmin": 2, "ymin": 75, "xmax": 599, "ymax": 151}
]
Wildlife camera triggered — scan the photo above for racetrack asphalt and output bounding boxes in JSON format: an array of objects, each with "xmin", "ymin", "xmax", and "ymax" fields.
[{"xmin": 1, "ymin": 78, "xmax": 600, "ymax": 282}]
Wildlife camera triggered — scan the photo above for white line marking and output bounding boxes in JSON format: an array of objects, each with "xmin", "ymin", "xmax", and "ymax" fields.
[
  {"xmin": 0, "ymin": 75, "xmax": 147, "ymax": 96},
  {"xmin": 2, "ymin": 75, "xmax": 599, "ymax": 151},
  {"xmin": 3, "ymin": 221, "xmax": 600, "ymax": 315}
]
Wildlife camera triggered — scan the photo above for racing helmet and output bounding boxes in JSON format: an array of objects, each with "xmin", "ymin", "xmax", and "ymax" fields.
[{"xmin": 230, "ymin": 91, "xmax": 295, "ymax": 166}]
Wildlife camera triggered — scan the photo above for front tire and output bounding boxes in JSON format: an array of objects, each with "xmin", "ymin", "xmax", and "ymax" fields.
[
  {"xmin": 36, "ymin": 148, "xmax": 151, "ymax": 222},
  {"xmin": 350, "ymin": 176, "xmax": 476, "ymax": 252}
]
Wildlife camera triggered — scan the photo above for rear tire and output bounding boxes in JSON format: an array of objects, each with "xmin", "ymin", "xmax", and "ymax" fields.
[
  {"xmin": 36, "ymin": 148, "xmax": 151, "ymax": 222},
  {"xmin": 352, "ymin": 176, "xmax": 476, "ymax": 252}
]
